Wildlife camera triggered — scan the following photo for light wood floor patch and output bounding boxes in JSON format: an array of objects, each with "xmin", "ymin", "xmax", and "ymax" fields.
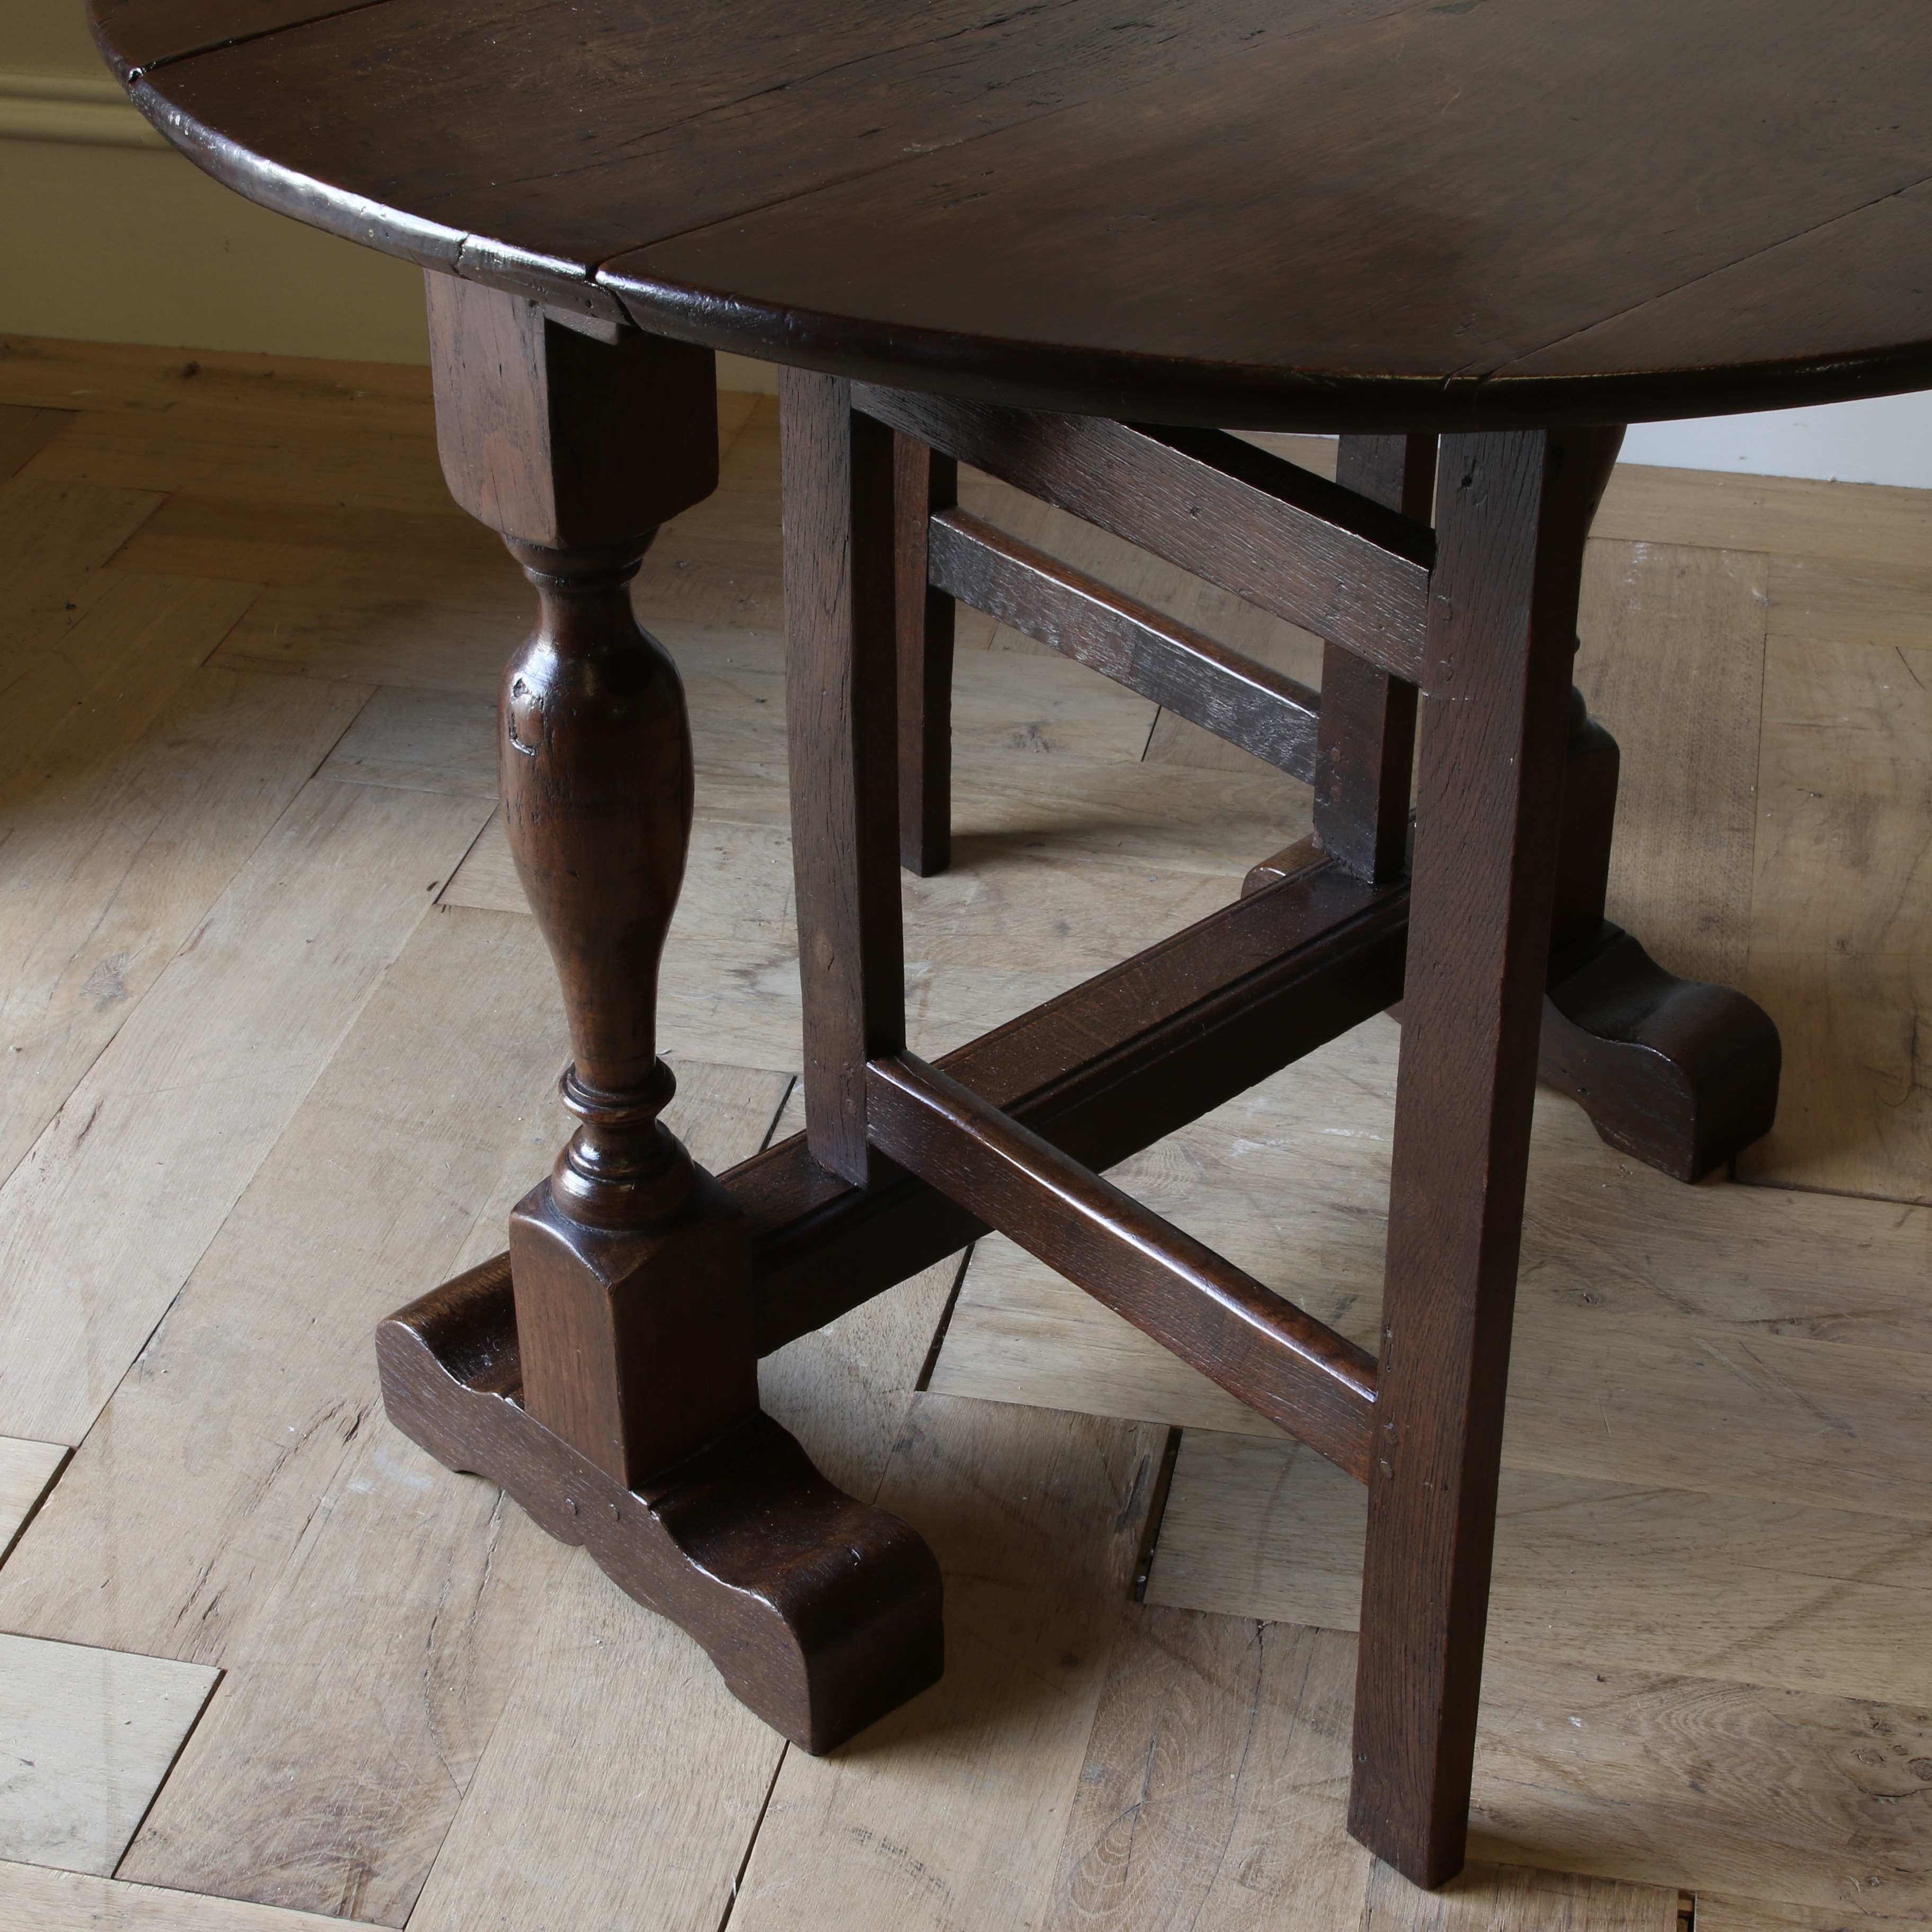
[
  {"xmin": 1693, "ymin": 1898, "xmax": 1932, "ymax": 1932},
  {"xmin": 0, "ymin": 666, "xmax": 366, "ymax": 1191},
  {"xmin": 1740, "ymin": 636, "xmax": 1930, "ymax": 1202},
  {"xmin": 0, "ymin": 405, "xmax": 72, "ymax": 479},
  {"xmin": 0, "ymin": 777, "xmax": 492, "ymax": 1446},
  {"xmin": 0, "ymin": 909, "xmax": 587, "ymax": 1922},
  {"xmin": 0, "ymin": 1436, "xmax": 66, "ymax": 1560},
  {"xmin": 0, "ymin": 571, "xmax": 264, "ymax": 807},
  {"xmin": 1047, "ymin": 1607, "xmax": 1682, "ymax": 1931},
  {"xmin": 1575, "ymin": 539, "xmax": 1768, "ymax": 988},
  {"xmin": 316, "ymin": 684, "xmax": 499, "ymax": 798},
  {"xmin": 0, "ymin": 477, "xmax": 165, "ymax": 624},
  {"xmin": 727, "ymin": 1396, "xmax": 1164, "ymax": 1932},
  {"xmin": 1596, "ymin": 462, "xmax": 1932, "ymax": 571},
  {"xmin": 1149, "ymin": 1429, "xmax": 1932, "ymax": 1703},
  {"xmin": 0, "ymin": 1858, "xmax": 355, "ymax": 1930},
  {"xmin": 0, "ymin": 1632, "xmax": 217, "ymax": 1877}
]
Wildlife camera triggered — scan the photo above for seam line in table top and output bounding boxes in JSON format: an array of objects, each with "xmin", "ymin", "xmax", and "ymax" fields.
[
  {"xmin": 1471, "ymin": 168, "xmax": 1932, "ymax": 388},
  {"xmin": 129, "ymin": 0, "xmax": 1439, "ymax": 275},
  {"xmin": 129, "ymin": 0, "xmax": 397, "ymax": 80}
]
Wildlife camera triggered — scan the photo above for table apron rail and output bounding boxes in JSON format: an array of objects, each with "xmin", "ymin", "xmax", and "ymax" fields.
[
  {"xmin": 929, "ymin": 507, "xmax": 1321, "ymax": 783},
  {"xmin": 854, "ymin": 383, "xmax": 1432, "ymax": 682}
]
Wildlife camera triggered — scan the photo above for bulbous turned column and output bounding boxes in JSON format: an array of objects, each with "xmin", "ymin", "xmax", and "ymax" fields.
[
  {"xmin": 498, "ymin": 537, "xmax": 695, "ymax": 1232},
  {"xmin": 418, "ymin": 271, "xmax": 759, "ymax": 1488},
  {"xmin": 495, "ymin": 536, "xmax": 758, "ymax": 1487},
  {"xmin": 377, "ymin": 270, "xmax": 958, "ymax": 1757}
]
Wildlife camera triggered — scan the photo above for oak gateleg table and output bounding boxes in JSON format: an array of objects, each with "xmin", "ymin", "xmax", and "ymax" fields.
[{"xmin": 93, "ymin": 0, "xmax": 1931, "ymax": 1888}]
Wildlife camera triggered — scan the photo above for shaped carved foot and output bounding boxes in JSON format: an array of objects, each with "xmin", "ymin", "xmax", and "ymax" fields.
[
  {"xmin": 377, "ymin": 1256, "xmax": 944, "ymax": 1754},
  {"xmin": 1538, "ymin": 920, "xmax": 1781, "ymax": 1183}
]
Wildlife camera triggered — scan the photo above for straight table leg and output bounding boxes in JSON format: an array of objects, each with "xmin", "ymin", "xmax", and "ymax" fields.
[
  {"xmin": 781, "ymin": 369, "xmax": 908, "ymax": 1184},
  {"xmin": 1312, "ymin": 434, "xmax": 1430, "ymax": 882},
  {"xmin": 895, "ymin": 433, "xmax": 958, "ymax": 877},
  {"xmin": 377, "ymin": 280, "xmax": 941, "ymax": 1755},
  {"xmin": 1348, "ymin": 424, "xmax": 1623, "ymax": 1886}
]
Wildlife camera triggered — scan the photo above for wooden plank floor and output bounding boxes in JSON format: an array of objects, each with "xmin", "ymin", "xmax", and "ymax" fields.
[{"xmin": 0, "ymin": 333, "xmax": 1924, "ymax": 1930}]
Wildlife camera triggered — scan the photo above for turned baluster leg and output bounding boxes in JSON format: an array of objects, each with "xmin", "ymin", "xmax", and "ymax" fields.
[
  {"xmin": 1348, "ymin": 425, "xmax": 1623, "ymax": 1886},
  {"xmin": 497, "ymin": 531, "xmax": 766, "ymax": 1479},
  {"xmin": 418, "ymin": 272, "xmax": 750, "ymax": 1479},
  {"xmin": 376, "ymin": 275, "xmax": 943, "ymax": 1753}
]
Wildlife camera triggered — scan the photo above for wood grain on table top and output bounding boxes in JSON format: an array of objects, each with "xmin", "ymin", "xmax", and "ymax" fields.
[{"xmin": 92, "ymin": 0, "xmax": 1932, "ymax": 429}]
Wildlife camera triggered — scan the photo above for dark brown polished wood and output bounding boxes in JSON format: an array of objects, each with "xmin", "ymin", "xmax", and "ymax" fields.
[
  {"xmin": 97, "ymin": 0, "xmax": 1932, "ymax": 430},
  {"xmin": 91, "ymin": 0, "xmax": 1883, "ymax": 1891}
]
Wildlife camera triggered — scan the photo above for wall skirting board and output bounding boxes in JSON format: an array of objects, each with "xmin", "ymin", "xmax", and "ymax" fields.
[{"xmin": 1, "ymin": 62, "xmax": 1924, "ymax": 462}]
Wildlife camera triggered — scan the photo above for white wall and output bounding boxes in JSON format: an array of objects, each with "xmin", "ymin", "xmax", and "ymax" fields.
[{"xmin": 1622, "ymin": 392, "xmax": 1932, "ymax": 488}]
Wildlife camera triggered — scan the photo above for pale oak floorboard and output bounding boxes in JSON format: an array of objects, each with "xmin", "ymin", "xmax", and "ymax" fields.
[
  {"xmin": 1054, "ymin": 1595, "xmax": 1932, "ymax": 1914},
  {"xmin": 1044, "ymin": 1608, "xmax": 1378, "ymax": 1930},
  {"xmin": 0, "ymin": 403, "xmax": 71, "ymax": 478},
  {"xmin": 1045, "ymin": 1607, "xmax": 1679, "ymax": 1931},
  {"xmin": 726, "ymin": 1397, "xmax": 1162, "ymax": 1932},
  {"xmin": 0, "ymin": 1860, "xmax": 357, "ymax": 1932},
  {"xmin": 210, "ymin": 587, "xmax": 529, "ymax": 692},
  {"xmin": 318, "ymin": 685, "xmax": 499, "ymax": 798},
  {"xmin": 110, "ymin": 494, "xmax": 522, "ymax": 604},
  {"xmin": 1740, "ymin": 637, "xmax": 1930, "ymax": 1202},
  {"xmin": 20, "ymin": 402, "xmax": 470, "ymax": 521},
  {"xmin": 1148, "ymin": 1432, "xmax": 1932, "ymax": 1704},
  {"xmin": 0, "ymin": 779, "xmax": 491, "ymax": 1446},
  {"xmin": 0, "ymin": 334, "xmax": 440, "ymax": 431},
  {"xmin": 932, "ymin": 1023, "xmax": 1932, "ymax": 1513},
  {"xmin": 0, "ymin": 571, "xmax": 263, "ymax": 806},
  {"xmin": 0, "ymin": 910, "xmax": 587, "ymax": 1922},
  {"xmin": 0, "ymin": 331, "xmax": 755, "ymax": 454},
  {"xmin": 0, "ymin": 662, "xmax": 361, "ymax": 1191},
  {"xmin": 0, "ymin": 1435, "xmax": 66, "ymax": 1558},
  {"xmin": 0, "ymin": 1631, "xmax": 217, "ymax": 1876},
  {"xmin": 0, "ymin": 477, "xmax": 165, "ymax": 634},
  {"xmin": 1596, "ymin": 463, "xmax": 1932, "ymax": 571},
  {"xmin": 1465, "ymin": 1653, "xmax": 1932, "ymax": 1910},
  {"xmin": 1769, "ymin": 549, "xmax": 1932, "ymax": 655},
  {"xmin": 1362, "ymin": 1862, "xmax": 1680, "ymax": 1930},
  {"xmin": 1574, "ymin": 540, "xmax": 1769, "ymax": 986},
  {"xmin": 1693, "ymin": 1898, "xmax": 1931, "ymax": 1931}
]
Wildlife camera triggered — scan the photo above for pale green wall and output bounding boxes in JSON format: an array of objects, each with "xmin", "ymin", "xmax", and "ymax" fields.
[
  {"xmin": 7, "ymin": 0, "xmax": 97, "ymax": 73},
  {"xmin": 0, "ymin": 0, "xmax": 776, "ymax": 387}
]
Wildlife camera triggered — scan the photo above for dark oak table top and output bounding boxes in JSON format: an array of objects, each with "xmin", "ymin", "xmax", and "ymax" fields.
[{"xmin": 96, "ymin": 0, "xmax": 1932, "ymax": 431}]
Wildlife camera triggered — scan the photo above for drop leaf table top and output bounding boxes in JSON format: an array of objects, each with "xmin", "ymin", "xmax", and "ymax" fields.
[{"xmin": 93, "ymin": 0, "xmax": 1932, "ymax": 432}]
